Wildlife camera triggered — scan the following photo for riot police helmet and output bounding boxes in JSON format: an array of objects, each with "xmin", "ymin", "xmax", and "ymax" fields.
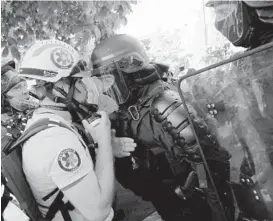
[{"xmin": 91, "ymin": 34, "xmax": 150, "ymax": 105}]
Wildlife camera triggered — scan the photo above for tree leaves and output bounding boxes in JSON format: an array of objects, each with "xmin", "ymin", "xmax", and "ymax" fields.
[
  {"xmin": 120, "ymin": 16, "xmax": 127, "ymax": 26},
  {"xmin": 72, "ymin": 26, "xmax": 84, "ymax": 34},
  {"xmin": 82, "ymin": 30, "xmax": 91, "ymax": 46},
  {"xmin": 92, "ymin": 25, "xmax": 102, "ymax": 43},
  {"xmin": 202, "ymin": 43, "xmax": 233, "ymax": 65},
  {"xmin": 1, "ymin": 1, "xmax": 136, "ymax": 61},
  {"xmin": 2, "ymin": 46, "xmax": 9, "ymax": 57},
  {"xmin": 26, "ymin": 25, "xmax": 34, "ymax": 36},
  {"xmin": 113, "ymin": 17, "xmax": 122, "ymax": 30},
  {"xmin": 117, "ymin": 5, "xmax": 124, "ymax": 15},
  {"xmin": 95, "ymin": 6, "xmax": 110, "ymax": 21},
  {"xmin": 38, "ymin": 1, "xmax": 49, "ymax": 15},
  {"xmin": 10, "ymin": 45, "xmax": 21, "ymax": 61},
  {"xmin": 7, "ymin": 37, "xmax": 17, "ymax": 47}
]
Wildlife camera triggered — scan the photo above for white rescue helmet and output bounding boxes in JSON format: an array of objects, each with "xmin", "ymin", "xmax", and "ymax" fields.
[{"xmin": 19, "ymin": 39, "xmax": 83, "ymax": 82}]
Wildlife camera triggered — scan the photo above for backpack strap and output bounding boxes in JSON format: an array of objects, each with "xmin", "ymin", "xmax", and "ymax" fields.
[
  {"xmin": 1, "ymin": 175, "xmax": 13, "ymax": 216},
  {"xmin": 8, "ymin": 118, "xmax": 74, "ymax": 154}
]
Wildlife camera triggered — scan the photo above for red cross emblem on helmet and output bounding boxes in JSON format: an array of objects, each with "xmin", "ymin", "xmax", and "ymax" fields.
[{"xmin": 51, "ymin": 48, "xmax": 74, "ymax": 69}]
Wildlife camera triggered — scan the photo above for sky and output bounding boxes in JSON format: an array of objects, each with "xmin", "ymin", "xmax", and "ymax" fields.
[
  {"xmin": 117, "ymin": 0, "xmax": 243, "ymax": 70},
  {"xmin": 119, "ymin": 0, "xmax": 202, "ymax": 37},
  {"xmin": 119, "ymin": 0, "xmax": 225, "ymax": 51}
]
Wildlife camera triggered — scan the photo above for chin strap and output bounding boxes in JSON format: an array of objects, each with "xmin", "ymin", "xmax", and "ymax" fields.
[
  {"xmin": 64, "ymin": 78, "xmax": 81, "ymax": 122},
  {"xmin": 42, "ymin": 79, "xmax": 98, "ymax": 123}
]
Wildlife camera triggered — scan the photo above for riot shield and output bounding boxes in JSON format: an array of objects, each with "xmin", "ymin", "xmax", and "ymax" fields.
[{"xmin": 178, "ymin": 42, "xmax": 273, "ymax": 221}]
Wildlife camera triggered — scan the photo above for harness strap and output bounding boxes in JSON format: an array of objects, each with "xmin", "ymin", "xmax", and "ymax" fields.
[
  {"xmin": 45, "ymin": 191, "xmax": 73, "ymax": 221},
  {"xmin": 42, "ymin": 188, "xmax": 59, "ymax": 201},
  {"xmin": 65, "ymin": 78, "xmax": 82, "ymax": 122},
  {"xmin": 1, "ymin": 175, "xmax": 12, "ymax": 215},
  {"xmin": 51, "ymin": 82, "xmax": 98, "ymax": 122},
  {"xmin": 1, "ymin": 136, "xmax": 14, "ymax": 154},
  {"xmin": 7, "ymin": 118, "xmax": 67, "ymax": 154},
  {"xmin": 72, "ymin": 123, "xmax": 97, "ymax": 162},
  {"xmin": 43, "ymin": 84, "xmax": 82, "ymax": 122}
]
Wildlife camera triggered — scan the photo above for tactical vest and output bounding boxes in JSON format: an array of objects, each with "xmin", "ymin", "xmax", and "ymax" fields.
[{"xmin": 112, "ymin": 81, "xmax": 182, "ymax": 178}]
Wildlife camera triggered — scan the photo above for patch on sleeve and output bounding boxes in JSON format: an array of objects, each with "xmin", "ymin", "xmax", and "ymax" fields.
[{"xmin": 58, "ymin": 149, "xmax": 81, "ymax": 172}]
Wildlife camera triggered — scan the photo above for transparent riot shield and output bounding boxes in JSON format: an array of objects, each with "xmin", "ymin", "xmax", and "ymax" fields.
[{"xmin": 178, "ymin": 42, "xmax": 273, "ymax": 221}]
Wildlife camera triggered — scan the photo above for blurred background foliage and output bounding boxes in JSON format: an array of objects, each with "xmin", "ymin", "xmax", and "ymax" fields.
[{"xmin": 1, "ymin": 0, "xmax": 137, "ymax": 62}]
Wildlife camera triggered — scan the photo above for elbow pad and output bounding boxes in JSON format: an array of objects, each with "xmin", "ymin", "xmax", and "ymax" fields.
[
  {"xmin": 150, "ymin": 90, "xmax": 220, "ymax": 162},
  {"xmin": 151, "ymin": 90, "xmax": 196, "ymax": 147}
]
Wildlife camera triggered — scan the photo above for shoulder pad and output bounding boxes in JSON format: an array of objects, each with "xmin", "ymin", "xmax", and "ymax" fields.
[
  {"xmin": 151, "ymin": 90, "xmax": 187, "ymax": 123},
  {"xmin": 150, "ymin": 90, "xmax": 228, "ymax": 163},
  {"xmin": 150, "ymin": 90, "xmax": 217, "ymax": 148},
  {"xmin": 151, "ymin": 90, "xmax": 194, "ymax": 146}
]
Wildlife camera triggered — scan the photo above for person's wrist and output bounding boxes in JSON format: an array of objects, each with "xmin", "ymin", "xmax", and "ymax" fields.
[{"xmin": 97, "ymin": 137, "xmax": 112, "ymax": 147}]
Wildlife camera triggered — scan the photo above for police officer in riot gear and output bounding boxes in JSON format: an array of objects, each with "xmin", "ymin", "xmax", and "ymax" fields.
[
  {"xmin": 202, "ymin": 1, "xmax": 273, "ymax": 220},
  {"xmin": 91, "ymin": 34, "xmax": 234, "ymax": 221}
]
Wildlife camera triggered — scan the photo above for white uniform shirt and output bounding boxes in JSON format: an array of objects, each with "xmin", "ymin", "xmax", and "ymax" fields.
[{"xmin": 22, "ymin": 111, "xmax": 113, "ymax": 221}]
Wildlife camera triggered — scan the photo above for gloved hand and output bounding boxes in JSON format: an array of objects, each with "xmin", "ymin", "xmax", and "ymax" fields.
[{"xmin": 111, "ymin": 129, "xmax": 137, "ymax": 158}]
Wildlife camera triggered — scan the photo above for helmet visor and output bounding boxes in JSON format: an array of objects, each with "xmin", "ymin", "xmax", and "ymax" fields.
[
  {"xmin": 93, "ymin": 55, "xmax": 145, "ymax": 105},
  {"xmin": 212, "ymin": 1, "xmax": 245, "ymax": 44},
  {"xmin": 102, "ymin": 68, "xmax": 130, "ymax": 105}
]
